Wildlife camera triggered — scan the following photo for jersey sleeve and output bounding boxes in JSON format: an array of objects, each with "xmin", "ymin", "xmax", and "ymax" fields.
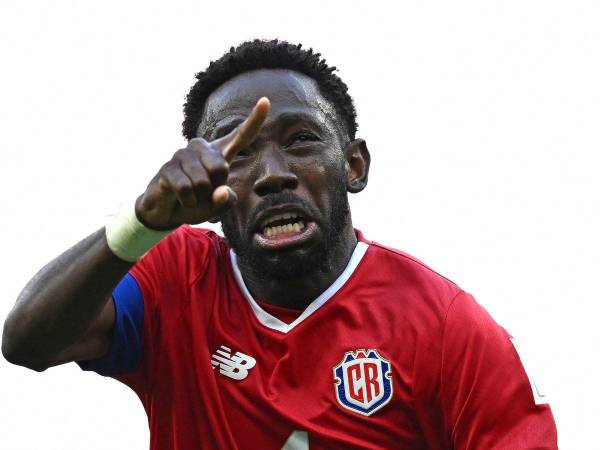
[
  {"xmin": 77, "ymin": 273, "xmax": 144, "ymax": 376},
  {"xmin": 440, "ymin": 291, "xmax": 558, "ymax": 449},
  {"xmin": 76, "ymin": 226, "xmax": 214, "ymax": 396},
  {"xmin": 75, "ymin": 252, "xmax": 161, "ymax": 396}
]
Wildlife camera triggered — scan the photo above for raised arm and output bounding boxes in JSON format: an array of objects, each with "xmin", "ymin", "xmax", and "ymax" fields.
[{"xmin": 2, "ymin": 98, "xmax": 270, "ymax": 371}]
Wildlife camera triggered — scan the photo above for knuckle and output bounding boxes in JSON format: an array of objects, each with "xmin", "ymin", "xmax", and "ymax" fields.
[
  {"xmin": 208, "ymin": 163, "xmax": 229, "ymax": 180},
  {"xmin": 192, "ymin": 179, "xmax": 211, "ymax": 195},
  {"xmin": 184, "ymin": 160, "xmax": 209, "ymax": 184},
  {"xmin": 188, "ymin": 137, "xmax": 209, "ymax": 152},
  {"xmin": 159, "ymin": 160, "xmax": 178, "ymax": 176},
  {"xmin": 203, "ymin": 155, "xmax": 229, "ymax": 176},
  {"xmin": 174, "ymin": 178, "xmax": 192, "ymax": 193},
  {"xmin": 189, "ymin": 137, "xmax": 208, "ymax": 145},
  {"xmin": 186, "ymin": 157, "xmax": 204, "ymax": 170},
  {"xmin": 157, "ymin": 176, "xmax": 170, "ymax": 192},
  {"xmin": 165, "ymin": 170, "xmax": 188, "ymax": 189},
  {"xmin": 172, "ymin": 148, "xmax": 187, "ymax": 160}
]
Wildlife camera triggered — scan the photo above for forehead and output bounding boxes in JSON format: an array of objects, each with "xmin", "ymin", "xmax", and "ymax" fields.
[{"xmin": 198, "ymin": 69, "xmax": 339, "ymax": 135}]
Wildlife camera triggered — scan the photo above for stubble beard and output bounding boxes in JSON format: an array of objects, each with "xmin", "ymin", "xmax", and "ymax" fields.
[{"xmin": 220, "ymin": 180, "xmax": 351, "ymax": 282}]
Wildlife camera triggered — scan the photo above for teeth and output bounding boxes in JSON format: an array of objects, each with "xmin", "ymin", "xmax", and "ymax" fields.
[
  {"xmin": 262, "ymin": 221, "xmax": 305, "ymax": 237},
  {"xmin": 263, "ymin": 213, "xmax": 301, "ymax": 228}
]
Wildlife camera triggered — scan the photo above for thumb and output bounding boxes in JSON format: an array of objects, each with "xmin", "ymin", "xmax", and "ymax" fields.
[
  {"xmin": 208, "ymin": 185, "xmax": 237, "ymax": 223},
  {"xmin": 212, "ymin": 185, "xmax": 238, "ymax": 208}
]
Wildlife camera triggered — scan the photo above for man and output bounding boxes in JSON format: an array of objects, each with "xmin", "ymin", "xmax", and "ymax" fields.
[{"xmin": 2, "ymin": 39, "xmax": 557, "ymax": 449}]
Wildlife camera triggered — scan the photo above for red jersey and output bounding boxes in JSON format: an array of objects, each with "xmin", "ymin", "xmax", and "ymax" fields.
[{"xmin": 79, "ymin": 226, "xmax": 557, "ymax": 449}]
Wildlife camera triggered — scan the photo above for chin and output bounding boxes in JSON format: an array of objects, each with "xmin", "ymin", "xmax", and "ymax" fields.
[
  {"xmin": 253, "ymin": 245, "xmax": 328, "ymax": 279},
  {"xmin": 226, "ymin": 228, "xmax": 330, "ymax": 280}
]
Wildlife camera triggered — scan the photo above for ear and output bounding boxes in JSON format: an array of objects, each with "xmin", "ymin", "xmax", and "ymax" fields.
[{"xmin": 344, "ymin": 138, "xmax": 371, "ymax": 193}]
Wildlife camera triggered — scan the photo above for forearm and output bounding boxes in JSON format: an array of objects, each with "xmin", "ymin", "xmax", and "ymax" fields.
[
  {"xmin": 2, "ymin": 228, "xmax": 132, "ymax": 370},
  {"xmin": 1, "ymin": 100, "xmax": 268, "ymax": 371}
]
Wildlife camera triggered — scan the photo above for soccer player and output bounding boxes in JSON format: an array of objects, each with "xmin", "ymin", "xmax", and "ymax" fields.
[{"xmin": 2, "ymin": 40, "xmax": 557, "ymax": 449}]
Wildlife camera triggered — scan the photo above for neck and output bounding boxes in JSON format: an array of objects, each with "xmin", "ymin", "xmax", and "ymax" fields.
[{"xmin": 237, "ymin": 221, "xmax": 358, "ymax": 310}]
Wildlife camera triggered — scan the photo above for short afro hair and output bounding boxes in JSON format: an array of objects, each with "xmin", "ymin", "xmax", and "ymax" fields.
[{"xmin": 182, "ymin": 39, "xmax": 357, "ymax": 141}]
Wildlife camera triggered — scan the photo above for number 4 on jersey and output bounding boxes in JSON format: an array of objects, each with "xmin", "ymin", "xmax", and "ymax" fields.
[{"xmin": 282, "ymin": 430, "xmax": 309, "ymax": 450}]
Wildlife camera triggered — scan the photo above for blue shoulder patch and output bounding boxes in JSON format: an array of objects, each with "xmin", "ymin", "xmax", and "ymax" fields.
[{"xmin": 77, "ymin": 273, "xmax": 144, "ymax": 376}]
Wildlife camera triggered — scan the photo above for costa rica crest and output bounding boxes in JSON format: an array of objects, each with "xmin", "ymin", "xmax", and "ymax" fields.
[{"xmin": 333, "ymin": 349, "xmax": 393, "ymax": 416}]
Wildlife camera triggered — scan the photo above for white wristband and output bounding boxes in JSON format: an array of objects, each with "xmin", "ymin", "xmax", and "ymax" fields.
[{"xmin": 105, "ymin": 202, "xmax": 174, "ymax": 262}]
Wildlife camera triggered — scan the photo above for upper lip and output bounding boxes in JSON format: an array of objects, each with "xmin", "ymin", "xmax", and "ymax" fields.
[{"xmin": 253, "ymin": 204, "xmax": 312, "ymax": 231}]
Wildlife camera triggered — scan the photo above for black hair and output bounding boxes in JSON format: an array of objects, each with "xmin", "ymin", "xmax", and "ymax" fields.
[{"xmin": 182, "ymin": 39, "xmax": 357, "ymax": 140}]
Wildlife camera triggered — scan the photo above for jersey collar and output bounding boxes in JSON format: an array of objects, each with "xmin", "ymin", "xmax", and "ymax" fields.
[{"xmin": 229, "ymin": 241, "xmax": 369, "ymax": 334}]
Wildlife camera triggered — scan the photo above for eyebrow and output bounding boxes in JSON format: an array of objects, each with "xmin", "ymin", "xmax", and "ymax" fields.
[
  {"xmin": 208, "ymin": 111, "xmax": 326, "ymax": 140},
  {"xmin": 274, "ymin": 112, "xmax": 325, "ymax": 129},
  {"xmin": 209, "ymin": 116, "xmax": 245, "ymax": 140}
]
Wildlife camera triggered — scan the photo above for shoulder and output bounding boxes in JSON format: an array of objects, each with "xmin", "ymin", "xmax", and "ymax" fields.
[
  {"xmin": 360, "ymin": 234, "xmax": 510, "ymax": 346},
  {"xmin": 158, "ymin": 224, "xmax": 225, "ymax": 252},
  {"xmin": 358, "ymin": 231, "xmax": 462, "ymax": 313},
  {"xmin": 150, "ymin": 225, "xmax": 227, "ymax": 258},
  {"xmin": 131, "ymin": 225, "xmax": 230, "ymax": 286}
]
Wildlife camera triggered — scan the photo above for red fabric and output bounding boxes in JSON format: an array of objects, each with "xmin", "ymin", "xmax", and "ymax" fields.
[{"xmin": 115, "ymin": 226, "xmax": 557, "ymax": 450}]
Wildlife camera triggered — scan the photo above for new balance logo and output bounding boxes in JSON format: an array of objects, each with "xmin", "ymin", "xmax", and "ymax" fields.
[{"xmin": 211, "ymin": 345, "xmax": 256, "ymax": 380}]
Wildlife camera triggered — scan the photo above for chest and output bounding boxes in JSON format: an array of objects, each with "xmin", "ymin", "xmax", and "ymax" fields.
[{"xmin": 152, "ymin": 279, "xmax": 442, "ymax": 450}]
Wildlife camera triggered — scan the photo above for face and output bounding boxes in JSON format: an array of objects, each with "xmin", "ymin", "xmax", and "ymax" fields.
[{"xmin": 198, "ymin": 69, "xmax": 365, "ymax": 279}]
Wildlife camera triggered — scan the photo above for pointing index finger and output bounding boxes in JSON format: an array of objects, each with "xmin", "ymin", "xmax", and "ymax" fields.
[{"xmin": 220, "ymin": 97, "xmax": 270, "ymax": 162}]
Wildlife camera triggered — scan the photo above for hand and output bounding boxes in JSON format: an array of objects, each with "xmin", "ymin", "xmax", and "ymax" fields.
[{"xmin": 135, "ymin": 97, "xmax": 270, "ymax": 230}]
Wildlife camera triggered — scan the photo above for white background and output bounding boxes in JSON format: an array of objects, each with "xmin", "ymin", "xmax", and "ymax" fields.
[{"xmin": 1, "ymin": 1, "xmax": 598, "ymax": 448}]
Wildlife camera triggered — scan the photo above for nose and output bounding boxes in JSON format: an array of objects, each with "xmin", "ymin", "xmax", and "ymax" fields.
[{"xmin": 253, "ymin": 148, "xmax": 298, "ymax": 197}]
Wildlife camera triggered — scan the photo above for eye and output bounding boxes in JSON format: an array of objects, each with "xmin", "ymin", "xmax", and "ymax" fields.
[
  {"xmin": 213, "ymin": 126, "xmax": 236, "ymax": 140},
  {"xmin": 230, "ymin": 148, "xmax": 253, "ymax": 164},
  {"xmin": 288, "ymin": 132, "xmax": 319, "ymax": 146},
  {"xmin": 231, "ymin": 150, "xmax": 250, "ymax": 162},
  {"xmin": 212, "ymin": 121, "xmax": 243, "ymax": 140}
]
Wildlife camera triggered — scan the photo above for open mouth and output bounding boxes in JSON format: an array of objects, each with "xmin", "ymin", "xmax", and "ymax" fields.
[
  {"xmin": 261, "ymin": 212, "xmax": 306, "ymax": 237},
  {"xmin": 253, "ymin": 207, "xmax": 318, "ymax": 250}
]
